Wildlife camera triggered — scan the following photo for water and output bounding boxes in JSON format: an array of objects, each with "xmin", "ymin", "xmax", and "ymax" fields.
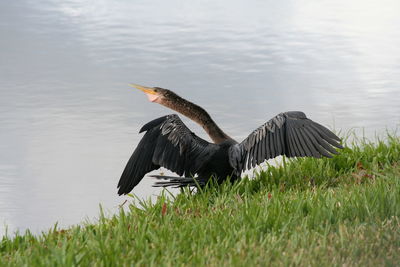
[{"xmin": 1, "ymin": 0, "xmax": 399, "ymax": 236}]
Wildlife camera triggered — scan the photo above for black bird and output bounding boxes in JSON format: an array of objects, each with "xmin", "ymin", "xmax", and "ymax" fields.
[{"xmin": 117, "ymin": 84, "xmax": 342, "ymax": 195}]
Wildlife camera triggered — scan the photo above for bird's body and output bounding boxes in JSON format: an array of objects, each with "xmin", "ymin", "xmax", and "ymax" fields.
[{"xmin": 117, "ymin": 84, "xmax": 342, "ymax": 195}]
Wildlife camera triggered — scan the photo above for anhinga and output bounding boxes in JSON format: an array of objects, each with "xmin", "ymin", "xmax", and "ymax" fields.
[{"xmin": 117, "ymin": 84, "xmax": 342, "ymax": 195}]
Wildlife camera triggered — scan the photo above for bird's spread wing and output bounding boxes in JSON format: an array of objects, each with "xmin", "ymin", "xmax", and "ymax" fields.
[
  {"xmin": 228, "ymin": 111, "xmax": 343, "ymax": 173},
  {"xmin": 117, "ymin": 114, "xmax": 219, "ymax": 195}
]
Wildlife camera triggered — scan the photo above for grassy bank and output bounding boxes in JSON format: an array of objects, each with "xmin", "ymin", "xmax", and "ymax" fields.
[{"xmin": 1, "ymin": 134, "xmax": 400, "ymax": 266}]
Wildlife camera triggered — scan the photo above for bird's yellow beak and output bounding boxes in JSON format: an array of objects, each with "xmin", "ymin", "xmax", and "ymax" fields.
[
  {"xmin": 129, "ymin": 83, "xmax": 160, "ymax": 102},
  {"xmin": 129, "ymin": 84, "xmax": 157, "ymax": 95}
]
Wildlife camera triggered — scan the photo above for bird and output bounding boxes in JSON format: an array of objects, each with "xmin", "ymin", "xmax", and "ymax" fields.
[{"xmin": 117, "ymin": 84, "xmax": 343, "ymax": 195}]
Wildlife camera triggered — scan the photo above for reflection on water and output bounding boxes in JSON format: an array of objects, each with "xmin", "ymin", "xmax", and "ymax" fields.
[{"xmin": 0, "ymin": 0, "xmax": 399, "ymax": 236}]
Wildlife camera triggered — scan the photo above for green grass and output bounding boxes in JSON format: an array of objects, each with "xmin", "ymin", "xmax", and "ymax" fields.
[{"xmin": 1, "ymin": 134, "xmax": 400, "ymax": 266}]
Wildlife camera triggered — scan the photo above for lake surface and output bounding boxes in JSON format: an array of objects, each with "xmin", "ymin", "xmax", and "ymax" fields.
[{"xmin": 1, "ymin": 0, "xmax": 399, "ymax": 236}]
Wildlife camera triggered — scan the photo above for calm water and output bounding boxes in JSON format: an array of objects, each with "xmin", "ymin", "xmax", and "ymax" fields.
[{"xmin": 1, "ymin": 0, "xmax": 399, "ymax": 236}]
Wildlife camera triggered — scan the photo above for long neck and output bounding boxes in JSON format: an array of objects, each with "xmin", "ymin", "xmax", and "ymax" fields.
[{"xmin": 160, "ymin": 94, "xmax": 231, "ymax": 144}]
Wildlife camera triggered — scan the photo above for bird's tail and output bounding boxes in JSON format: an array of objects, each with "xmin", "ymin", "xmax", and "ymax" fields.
[{"xmin": 150, "ymin": 175, "xmax": 206, "ymax": 188}]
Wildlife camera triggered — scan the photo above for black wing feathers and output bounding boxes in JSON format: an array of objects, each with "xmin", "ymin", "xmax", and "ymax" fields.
[
  {"xmin": 229, "ymin": 111, "xmax": 342, "ymax": 173},
  {"xmin": 118, "ymin": 114, "xmax": 218, "ymax": 195}
]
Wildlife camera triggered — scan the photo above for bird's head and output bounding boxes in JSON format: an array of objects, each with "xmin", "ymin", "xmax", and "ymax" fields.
[{"xmin": 130, "ymin": 84, "xmax": 176, "ymax": 104}]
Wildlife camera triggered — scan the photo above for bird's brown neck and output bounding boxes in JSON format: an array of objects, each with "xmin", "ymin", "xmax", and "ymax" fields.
[{"xmin": 160, "ymin": 94, "xmax": 231, "ymax": 144}]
